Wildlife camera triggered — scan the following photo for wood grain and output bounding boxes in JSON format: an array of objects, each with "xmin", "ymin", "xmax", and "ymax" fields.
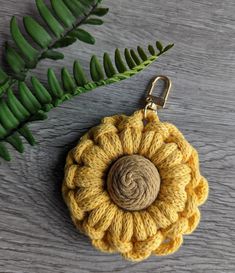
[{"xmin": 0, "ymin": 0, "xmax": 235, "ymax": 272}]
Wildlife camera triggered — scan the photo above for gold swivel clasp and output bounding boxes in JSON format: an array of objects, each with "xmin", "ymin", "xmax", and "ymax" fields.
[{"xmin": 144, "ymin": 75, "xmax": 172, "ymax": 118}]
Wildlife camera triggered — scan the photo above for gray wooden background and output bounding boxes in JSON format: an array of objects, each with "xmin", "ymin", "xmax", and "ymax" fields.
[{"xmin": 0, "ymin": 0, "xmax": 235, "ymax": 272}]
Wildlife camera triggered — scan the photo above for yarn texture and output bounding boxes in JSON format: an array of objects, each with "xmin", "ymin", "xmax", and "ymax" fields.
[
  {"xmin": 107, "ymin": 154, "xmax": 161, "ymax": 211},
  {"xmin": 62, "ymin": 110, "xmax": 208, "ymax": 262}
]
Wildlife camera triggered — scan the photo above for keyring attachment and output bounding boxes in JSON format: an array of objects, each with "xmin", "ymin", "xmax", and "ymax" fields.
[{"xmin": 144, "ymin": 75, "xmax": 172, "ymax": 119}]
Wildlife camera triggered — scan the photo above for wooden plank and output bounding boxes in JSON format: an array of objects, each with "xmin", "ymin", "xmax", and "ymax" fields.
[{"xmin": 0, "ymin": 0, "xmax": 234, "ymax": 272}]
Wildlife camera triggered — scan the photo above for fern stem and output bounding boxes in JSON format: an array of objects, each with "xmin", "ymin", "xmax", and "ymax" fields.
[{"xmin": 48, "ymin": 1, "xmax": 99, "ymax": 50}]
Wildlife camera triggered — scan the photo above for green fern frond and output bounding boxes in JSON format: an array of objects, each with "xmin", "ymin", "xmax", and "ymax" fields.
[
  {"xmin": 0, "ymin": 0, "xmax": 108, "ymax": 96},
  {"xmin": 0, "ymin": 41, "xmax": 173, "ymax": 161}
]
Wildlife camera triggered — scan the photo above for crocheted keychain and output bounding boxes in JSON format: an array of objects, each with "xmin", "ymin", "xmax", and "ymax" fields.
[{"xmin": 62, "ymin": 75, "xmax": 209, "ymax": 262}]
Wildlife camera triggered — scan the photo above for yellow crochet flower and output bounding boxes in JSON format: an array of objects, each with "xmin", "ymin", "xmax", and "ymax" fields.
[{"xmin": 62, "ymin": 110, "xmax": 208, "ymax": 262}]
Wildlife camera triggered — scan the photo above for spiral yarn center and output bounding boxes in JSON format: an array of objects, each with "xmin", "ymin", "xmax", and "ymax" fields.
[{"xmin": 107, "ymin": 155, "xmax": 161, "ymax": 211}]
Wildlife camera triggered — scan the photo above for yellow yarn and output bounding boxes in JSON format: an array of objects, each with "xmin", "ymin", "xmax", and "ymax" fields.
[{"xmin": 62, "ymin": 110, "xmax": 209, "ymax": 262}]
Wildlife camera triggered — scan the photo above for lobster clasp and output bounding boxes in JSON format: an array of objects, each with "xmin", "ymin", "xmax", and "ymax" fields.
[{"xmin": 144, "ymin": 75, "xmax": 172, "ymax": 117}]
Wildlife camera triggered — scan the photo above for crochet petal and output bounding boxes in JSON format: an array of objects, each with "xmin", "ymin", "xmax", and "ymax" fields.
[
  {"xmin": 151, "ymin": 143, "xmax": 178, "ymax": 166},
  {"xmin": 184, "ymin": 208, "xmax": 201, "ymax": 234},
  {"xmin": 194, "ymin": 176, "xmax": 209, "ymax": 206},
  {"xmin": 102, "ymin": 114, "xmax": 126, "ymax": 127},
  {"xmin": 146, "ymin": 132, "xmax": 164, "ymax": 158},
  {"xmin": 164, "ymin": 216, "xmax": 189, "ymax": 238},
  {"xmin": 64, "ymin": 164, "xmax": 79, "ymax": 190},
  {"xmin": 109, "ymin": 209, "xmax": 123, "ymax": 241},
  {"xmin": 92, "ymin": 123, "xmax": 118, "ymax": 140},
  {"xmin": 82, "ymin": 202, "xmax": 117, "ymax": 240},
  {"xmin": 154, "ymin": 235, "xmax": 183, "ymax": 256},
  {"xmin": 73, "ymin": 139, "xmax": 93, "ymax": 164},
  {"xmin": 134, "ymin": 232, "xmax": 163, "ymax": 257},
  {"xmin": 93, "ymin": 203, "xmax": 117, "ymax": 232},
  {"xmin": 132, "ymin": 212, "xmax": 148, "ymax": 241},
  {"xmin": 81, "ymin": 145, "xmax": 111, "ymax": 171},
  {"xmin": 158, "ymin": 184, "xmax": 187, "ymax": 212},
  {"xmin": 139, "ymin": 211, "xmax": 157, "ymax": 237},
  {"xmin": 74, "ymin": 166, "xmax": 104, "ymax": 188},
  {"xmin": 65, "ymin": 190, "xmax": 85, "ymax": 221},
  {"xmin": 118, "ymin": 111, "xmax": 143, "ymax": 154},
  {"xmin": 87, "ymin": 201, "xmax": 111, "ymax": 227},
  {"xmin": 187, "ymin": 148, "xmax": 201, "ymax": 187},
  {"xmin": 138, "ymin": 130, "xmax": 155, "ymax": 156},
  {"xmin": 164, "ymin": 122, "xmax": 184, "ymax": 138},
  {"xmin": 131, "ymin": 128, "xmax": 142, "ymax": 154},
  {"xmin": 160, "ymin": 164, "xmax": 191, "ymax": 180},
  {"xmin": 65, "ymin": 149, "xmax": 75, "ymax": 167},
  {"xmin": 162, "ymin": 173, "xmax": 191, "ymax": 188},
  {"xmin": 92, "ymin": 234, "xmax": 116, "ymax": 253},
  {"xmin": 94, "ymin": 131, "xmax": 123, "ymax": 160},
  {"xmin": 145, "ymin": 121, "xmax": 170, "ymax": 139},
  {"xmin": 147, "ymin": 204, "xmax": 171, "ymax": 229},
  {"xmin": 121, "ymin": 212, "xmax": 134, "ymax": 242},
  {"xmin": 181, "ymin": 187, "xmax": 199, "ymax": 217},
  {"xmin": 166, "ymin": 134, "xmax": 193, "ymax": 163},
  {"xmin": 82, "ymin": 218, "xmax": 105, "ymax": 240},
  {"xmin": 119, "ymin": 128, "xmax": 135, "ymax": 154},
  {"xmin": 123, "ymin": 232, "xmax": 163, "ymax": 262},
  {"xmin": 155, "ymin": 200, "xmax": 179, "ymax": 224},
  {"xmin": 123, "ymin": 249, "xmax": 151, "ymax": 262},
  {"xmin": 108, "ymin": 209, "xmax": 133, "ymax": 253},
  {"xmin": 157, "ymin": 149, "xmax": 183, "ymax": 170},
  {"xmin": 76, "ymin": 188, "xmax": 110, "ymax": 212}
]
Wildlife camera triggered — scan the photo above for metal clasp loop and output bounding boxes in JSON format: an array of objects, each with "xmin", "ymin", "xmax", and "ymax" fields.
[{"xmin": 144, "ymin": 75, "xmax": 172, "ymax": 118}]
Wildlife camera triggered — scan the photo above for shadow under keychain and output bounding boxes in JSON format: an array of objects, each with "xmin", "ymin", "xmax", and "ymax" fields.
[{"xmin": 62, "ymin": 76, "xmax": 209, "ymax": 262}]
